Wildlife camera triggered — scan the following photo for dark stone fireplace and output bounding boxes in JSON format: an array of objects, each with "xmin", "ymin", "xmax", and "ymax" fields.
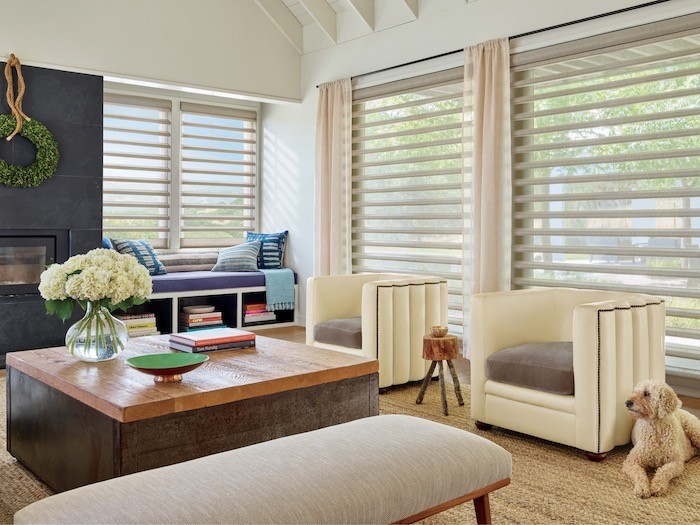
[{"xmin": 0, "ymin": 63, "xmax": 103, "ymax": 366}]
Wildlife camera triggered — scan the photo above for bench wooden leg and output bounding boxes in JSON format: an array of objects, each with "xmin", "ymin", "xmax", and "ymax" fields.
[{"xmin": 474, "ymin": 494, "xmax": 491, "ymax": 525}]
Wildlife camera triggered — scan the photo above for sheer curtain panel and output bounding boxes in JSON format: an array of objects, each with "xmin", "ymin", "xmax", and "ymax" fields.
[
  {"xmin": 315, "ymin": 79, "xmax": 352, "ymax": 275},
  {"xmin": 463, "ymin": 38, "xmax": 512, "ymax": 355}
]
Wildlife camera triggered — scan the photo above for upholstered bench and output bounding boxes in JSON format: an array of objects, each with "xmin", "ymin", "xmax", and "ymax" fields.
[{"xmin": 15, "ymin": 415, "xmax": 512, "ymax": 525}]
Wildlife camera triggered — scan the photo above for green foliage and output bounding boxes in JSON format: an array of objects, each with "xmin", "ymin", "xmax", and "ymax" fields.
[
  {"xmin": 45, "ymin": 299, "xmax": 75, "ymax": 321},
  {"xmin": 46, "ymin": 296, "xmax": 150, "ymax": 322},
  {"xmin": 0, "ymin": 115, "xmax": 60, "ymax": 187}
]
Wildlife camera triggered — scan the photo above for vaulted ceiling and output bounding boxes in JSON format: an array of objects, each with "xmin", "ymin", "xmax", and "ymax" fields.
[{"xmin": 255, "ymin": 0, "xmax": 472, "ymax": 54}]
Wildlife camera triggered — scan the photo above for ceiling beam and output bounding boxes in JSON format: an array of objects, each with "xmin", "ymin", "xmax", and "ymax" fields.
[
  {"xmin": 255, "ymin": 0, "xmax": 303, "ymax": 54},
  {"xmin": 347, "ymin": 0, "xmax": 374, "ymax": 31},
  {"xmin": 400, "ymin": 0, "xmax": 418, "ymax": 19},
  {"xmin": 300, "ymin": 0, "xmax": 337, "ymax": 44}
]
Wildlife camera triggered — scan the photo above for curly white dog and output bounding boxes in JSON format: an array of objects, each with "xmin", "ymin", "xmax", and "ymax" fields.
[{"xmin": 622, "ymin": 379, "xmax": 700, "ymax": 498}]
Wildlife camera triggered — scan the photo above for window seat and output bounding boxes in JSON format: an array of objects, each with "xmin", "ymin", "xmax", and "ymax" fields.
[{"xmin": 151, "ymin": 271, "xmax": 298, "ymax": 295}]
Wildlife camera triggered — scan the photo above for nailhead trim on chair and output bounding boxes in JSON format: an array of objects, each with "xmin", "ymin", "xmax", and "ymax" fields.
[
  {"xmin": 374, "ymin": 281, "xmax": 448, "ymax": 360},
  {"xmin": 595, "ymin": 300, "xmax": 665, "ymax": 454}
]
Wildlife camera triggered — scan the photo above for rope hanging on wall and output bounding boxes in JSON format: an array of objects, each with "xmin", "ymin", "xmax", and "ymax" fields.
[
  {"xmin": 0, "ymin": 53, "xmax": 59, "ymax": 188},
  {"xmin": 4, "ymin": 54, "xmax": 31, "ymax": 140}
]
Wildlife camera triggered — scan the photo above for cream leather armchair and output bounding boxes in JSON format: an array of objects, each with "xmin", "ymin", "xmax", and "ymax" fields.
[
  {"xmin": 306, "ymin": 274, "xmax": 449, "ymax": 388},
  {"xmin": 471, "ymin": 288, "xmax": 665, "ymax": 459}
]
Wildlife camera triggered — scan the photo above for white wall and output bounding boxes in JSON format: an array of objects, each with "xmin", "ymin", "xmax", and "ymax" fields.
[
  {"xmin": 261, "ymin": 0, "xmax": 695, "ymax": 322},
  {"xmin": 0, "ymin": 0, "xmax": 301, "ymax": 102}
]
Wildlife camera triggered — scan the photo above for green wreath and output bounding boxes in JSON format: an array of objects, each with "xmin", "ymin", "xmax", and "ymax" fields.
[{"xmin": 0, "ymin": 114, "xmax": 59, "ymax": 188}]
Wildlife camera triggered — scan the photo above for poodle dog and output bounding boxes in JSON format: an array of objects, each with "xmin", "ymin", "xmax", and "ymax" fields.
[{"xmin": 622, "ymin": 379, "xmax": 700, "ymax": 498}]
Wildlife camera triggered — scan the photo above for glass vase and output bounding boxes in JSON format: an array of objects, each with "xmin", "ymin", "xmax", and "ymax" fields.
[{"xmin": 65, "ymin": 302, "xmax": 128, "ymax": 362}]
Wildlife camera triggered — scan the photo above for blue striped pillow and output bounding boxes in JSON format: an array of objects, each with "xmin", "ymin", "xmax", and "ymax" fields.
[
  {"xmin": 212, "ymin": 242, "xmax": 261, "ymax": 272},
  {"xmin": 245, "ymin": 231, "xmax": 288, "ymax": 269},
  {"xmin": 111, "ymin": 239, "xmax": 166, "ymax": 276}
]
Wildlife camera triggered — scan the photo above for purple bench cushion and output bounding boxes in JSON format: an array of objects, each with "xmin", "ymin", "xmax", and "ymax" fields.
[{"xmin": 151, "ymin": 271, "xmax": 297, "ymax": 294}]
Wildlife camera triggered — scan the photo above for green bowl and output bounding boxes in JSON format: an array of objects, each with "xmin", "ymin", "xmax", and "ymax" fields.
[{"xmin": 126, "ymin": 353, "xmax": 208, "ymax": 383}]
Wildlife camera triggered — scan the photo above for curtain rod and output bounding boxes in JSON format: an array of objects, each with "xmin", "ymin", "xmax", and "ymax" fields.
[{"xmin": 315, "ymin": 0, "xmax": 671, "ymax": 88}]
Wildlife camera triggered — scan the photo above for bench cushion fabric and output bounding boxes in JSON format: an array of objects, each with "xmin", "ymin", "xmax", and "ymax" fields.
[
  {"xmin": 150, "ymin": 271, "xmax": 298, "ymax": 294},
  {"xmin": 14, "ymin": 415, "xmax": 511, "ymax": 525},
  {"xmin": 314, "ymin": 317, "xmax": 362, "ymax": 349},
  {"xmin": 486, "ymin": 341, "xmax": 574, "ymax": 395}
]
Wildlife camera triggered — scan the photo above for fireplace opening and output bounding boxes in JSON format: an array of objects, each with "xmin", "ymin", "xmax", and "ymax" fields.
[{"xmin": 0, "ymin": 231, "xmax": 69, "ymax": 297}]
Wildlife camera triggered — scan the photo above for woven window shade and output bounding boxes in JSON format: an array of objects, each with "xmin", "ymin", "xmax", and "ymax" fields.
[
  {"xmin": 179, "ymin": 103, "xmax": 257, "ymax": 248},
  {"xmin": 103, "ymin": 94, "xmax": 172, "ymax": 249},
  {"xmin": 352, "ymin": 68, "xmax": 466, "ymax": 330},
  {"xmin": 511, "ymin": 13, "xmax": 700, "ymax": 358}
]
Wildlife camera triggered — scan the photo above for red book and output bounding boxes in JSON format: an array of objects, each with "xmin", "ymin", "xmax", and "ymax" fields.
[{"xmin": 170, "ymin": 328, "xmax": 255, "ymax": 347}]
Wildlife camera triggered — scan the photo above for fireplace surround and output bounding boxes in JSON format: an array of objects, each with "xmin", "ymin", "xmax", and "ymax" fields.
[{"xmin": 0, "ymin": 63, "xmax": 103, "ymax": 366}]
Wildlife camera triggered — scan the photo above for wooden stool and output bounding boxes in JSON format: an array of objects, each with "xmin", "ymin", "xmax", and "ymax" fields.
[{"xmin": 416, "ymin": 334, "xmax": 464, "ymax": 416}]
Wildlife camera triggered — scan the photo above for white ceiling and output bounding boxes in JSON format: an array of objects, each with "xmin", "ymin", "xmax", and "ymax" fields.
[
  {"xmin": 256, "ymin": 0, "xmax": 472, "ymax": 54},
  {"xmin": 283, "ymin": 0, "xmax": 349, "ymax": 26}
]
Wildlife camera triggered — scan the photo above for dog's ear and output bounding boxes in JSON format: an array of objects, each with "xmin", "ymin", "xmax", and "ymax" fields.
[{"xmin": 657, "ymin": 383, "xmax": 681, "ymax": 419}]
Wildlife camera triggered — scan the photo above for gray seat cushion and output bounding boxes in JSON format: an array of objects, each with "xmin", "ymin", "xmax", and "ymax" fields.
[
  {"xmin": 314, "ymin": 317, "xmax": 362, "ymax": 349},
  {"xmin": 486, "ymin": 341, "xmax": 574, "ymax": 395},
  {"xmin": 14, "ymin": 415, "xmax": 512, "ymax": 525}
]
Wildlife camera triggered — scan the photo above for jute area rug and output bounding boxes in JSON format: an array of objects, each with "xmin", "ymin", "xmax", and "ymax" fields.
[{"xmin": 1, "ymin": 375, "xmax": 699, "ymax": 524}]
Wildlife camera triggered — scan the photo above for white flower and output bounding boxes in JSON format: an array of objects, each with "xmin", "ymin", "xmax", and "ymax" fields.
[{"xmin": 39, "ymin": 248, "xmax": 153, "ymax": 304}]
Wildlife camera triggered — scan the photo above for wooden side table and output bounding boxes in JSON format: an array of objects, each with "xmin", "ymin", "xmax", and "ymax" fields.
[{"xmin": 416, "ymin": 334, "xmax": 464, "ymax": 416}]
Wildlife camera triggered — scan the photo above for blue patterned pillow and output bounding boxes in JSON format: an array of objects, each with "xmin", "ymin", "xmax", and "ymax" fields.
[
  {"xmin": 101, "ymin": 236, "xmax": 113, "ymax": 250},
  {"xmin": 111, "ymin": 239, "xmax": 166, "ymax": 276},
  {"xmin": 212, "ymin": 242, "xmax": 261, "ymax": 272},
  {"xmin": 245, "ymin": 231, "xmax": 288, "ymax": 269}
]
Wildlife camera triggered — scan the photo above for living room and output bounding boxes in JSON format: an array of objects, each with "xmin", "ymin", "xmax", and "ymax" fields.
[{"xmin": 1, "ymin": 0, "xmax": 700, "ymax": 523}]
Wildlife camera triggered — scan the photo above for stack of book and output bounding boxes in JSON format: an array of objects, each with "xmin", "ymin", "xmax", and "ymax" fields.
[
  {"xmin": 179, "ymin": 311, "xmax": 226, "ymax": 332},
  {"xmin": 244, "ymin": 302, "xmax": 276, "ymax": 325},
  {"xmin": 114, "ymin": 313, "xmax": 159, "ymax": 338},
  {"xmin": 170, "ymin": 327, "xmax": 256, "ymax": 353}
]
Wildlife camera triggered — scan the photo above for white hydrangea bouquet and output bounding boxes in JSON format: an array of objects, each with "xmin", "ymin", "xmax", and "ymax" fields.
[{"xmin": 39, "ymin": 249, "xmax": 153, "ymax": 362}]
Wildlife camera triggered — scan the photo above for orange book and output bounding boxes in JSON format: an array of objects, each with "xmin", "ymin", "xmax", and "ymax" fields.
[{"xmin": 170, "ymin": 328, "xmax": 255, "ymax": 347}]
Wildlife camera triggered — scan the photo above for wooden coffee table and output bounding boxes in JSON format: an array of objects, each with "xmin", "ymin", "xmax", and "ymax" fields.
[{"xmin": 6, "ymin": 335, "xmax": 379, "ymax": 492}]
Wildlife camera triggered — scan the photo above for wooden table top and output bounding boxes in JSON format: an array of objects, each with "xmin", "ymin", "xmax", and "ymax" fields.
[{"xmin": 6, "ymin": 335, "xmax": 378, "ymax": 423}]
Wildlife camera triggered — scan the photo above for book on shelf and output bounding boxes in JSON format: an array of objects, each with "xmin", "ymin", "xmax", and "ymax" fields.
[
  {"xmin": 170, "ymin": 327, "xmax": 255, "ymax": 347},
  {"xmin": 245, "ymin": 303, "xmax": 267, "ymax": 311},
  {"xmin": 179, "ymin": 312, "xmax": 222, "ymax": 323},
  {"xmin": 244, "ymin": 312, "xmax": 276, "ymax": 323},
  {"xmin": 122, "ymin": 320, "xmax": 158, "ymax": 330},
  {"xmin": 178, "ymin": 323, "xmax": 228, "ymax": 332},
  {"xmin": 170, "ymin": 339, "xmax": 255, "ymax": 353},
  {"xmin": 115, "ymin": 312, "xmax": 156, "ymax": 320},
  {"xmin": 128, "ymin": 328, "xmax": 160, "ymax": 337},
  {"xmin": 179, "ymin": 318, "xmax": 223, "ymax": 327}
]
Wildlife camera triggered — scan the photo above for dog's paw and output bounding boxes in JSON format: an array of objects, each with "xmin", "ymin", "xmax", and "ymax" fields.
[
  {"xmin": 634, "ymin": 483, "xmax": 651, "ymax": 499},
  {"xmin": 650, "ymin": 481, "xmax": 668, "ymax": 497}
]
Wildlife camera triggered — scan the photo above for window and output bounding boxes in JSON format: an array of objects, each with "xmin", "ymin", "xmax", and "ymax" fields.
[
  {"xmin": 180, "ymin": 103, "xmax": 257, "ymax": 248},
  {"xmin": 351, "ymin": 69, "xmax": 465, "ymax": 330},
  {"xmin": 103, "ymin": 93, "xmax": 258, "ymax": 249},
  {"xmin": 511, "ymin": 18, "xmax": 700, "ymax": 357},
  {"xmin": 103, "ymin": 95, "xmax": 172, "ymax": 248}
]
